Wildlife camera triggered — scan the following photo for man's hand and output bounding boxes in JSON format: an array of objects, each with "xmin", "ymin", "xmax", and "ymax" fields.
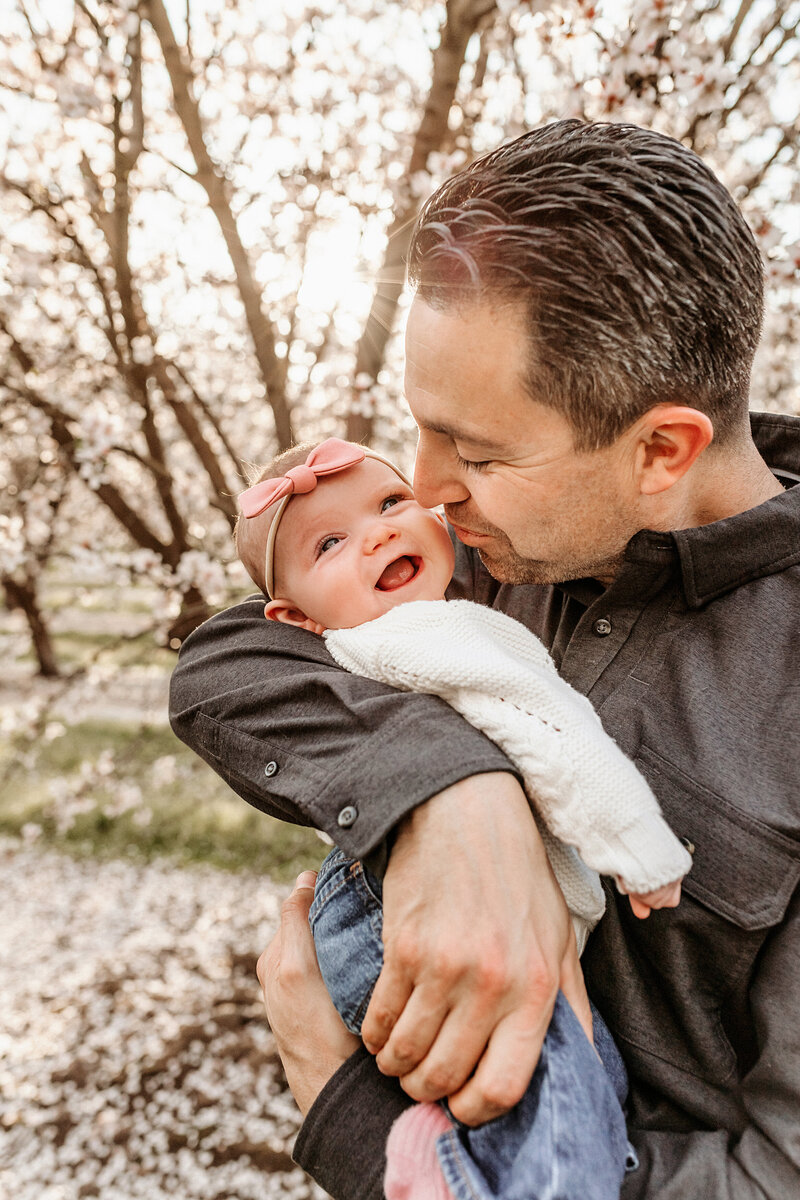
[
  {"xmin": 360, "ymin": 773, "xmax": 591, "ymax": 1126},
  {"xmin": 257, "ymin": 871, "xmax": 360, "ymax": 1116}
]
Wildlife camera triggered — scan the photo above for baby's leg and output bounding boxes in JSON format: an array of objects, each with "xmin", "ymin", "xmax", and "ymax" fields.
[
  {"xmin": 309, "ymin": 847, "xmax": 386, "ymax": 1035},
  {"xmin": 311, "ymin": 853, "xmax": 634, "ymax": 1200},
  {"xmin": 310, "ymin": 850, "xmax": 455, "ymax": 1198},
  {"xmin": 435, "ymin": 994, "xmax": 634, "ymax": 1200}
]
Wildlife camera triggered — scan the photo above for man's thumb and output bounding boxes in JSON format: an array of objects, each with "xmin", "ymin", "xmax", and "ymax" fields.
[{"xmin": 280, "ymin": 870, "xmax": 318, "ymax": 927}]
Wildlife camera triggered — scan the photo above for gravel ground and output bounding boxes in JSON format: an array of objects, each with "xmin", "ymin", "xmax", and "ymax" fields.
[{"xmin": 0, "ymin": 839, "xmax": 329, "ymax": 1200}]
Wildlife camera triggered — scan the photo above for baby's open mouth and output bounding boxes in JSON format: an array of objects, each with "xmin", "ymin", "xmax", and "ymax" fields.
[{"xmin": 375, "ymin": 555, "xmax": 421, "ymax": 591}]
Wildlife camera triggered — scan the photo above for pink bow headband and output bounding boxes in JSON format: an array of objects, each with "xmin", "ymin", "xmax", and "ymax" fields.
[{"xmin": 238, "ymin": 438, "xmax": 411, "ymax": 598}]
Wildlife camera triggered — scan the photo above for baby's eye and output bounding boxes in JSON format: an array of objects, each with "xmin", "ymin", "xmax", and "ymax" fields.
[
  {"xmin": 318, "ymin": 535, "xmax": 341, "ymax": 555},
  {"xmin": 381, "ymin": 495, "xmax": 402, "ymax": 512}
]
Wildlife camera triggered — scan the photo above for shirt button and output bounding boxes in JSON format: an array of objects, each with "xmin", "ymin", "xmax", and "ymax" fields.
[
  {"xmin": 593, "ymin": 617, "xmax": 612, "ymax": 637},
  {"xmin": 264, "ymin": 761, "xmax": 279, "ymax": 778},
  {"xmin": 337, "ymin": 805, "xmax": 358, "ymax": 828}
]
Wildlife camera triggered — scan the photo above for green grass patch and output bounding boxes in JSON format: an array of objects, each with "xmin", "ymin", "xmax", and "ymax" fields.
[{"xmin": 0, "ymin": 720, "xmax": 327, "ymax": 881}]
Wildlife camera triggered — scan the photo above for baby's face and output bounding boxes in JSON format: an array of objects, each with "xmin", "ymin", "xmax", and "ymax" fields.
[{"xmin": 272, "ymin": 457, "xmax": 455, "ymax": 630}]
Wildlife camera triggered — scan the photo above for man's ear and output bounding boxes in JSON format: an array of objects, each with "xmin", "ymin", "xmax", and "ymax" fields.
[
  {"xmin": 263, "ymin": 599, "xmax": 325, "ymax": 635},
  {"xmin": 635, "ymin": 405, "xmax": 714, "ymax": 496}
]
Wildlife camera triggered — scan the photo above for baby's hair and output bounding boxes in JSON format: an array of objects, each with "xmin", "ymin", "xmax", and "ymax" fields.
[{"xmin": 234, "ymin": 441, "xmax": 320, "ymax": 595}]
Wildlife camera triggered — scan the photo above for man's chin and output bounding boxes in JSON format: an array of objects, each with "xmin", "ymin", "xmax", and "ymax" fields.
[
  {"xmin": 476, "ymin": 545, "xmax": 620, "ymax": 587},
  {"xmin": 476, "ymin": 547, "xmax": 563, "ymax": 587}
]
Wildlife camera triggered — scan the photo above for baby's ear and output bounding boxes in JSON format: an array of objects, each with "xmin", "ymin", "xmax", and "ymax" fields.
[{"xmin": 263, "ymin": 599, "xmax": 325, "ymax": 635}]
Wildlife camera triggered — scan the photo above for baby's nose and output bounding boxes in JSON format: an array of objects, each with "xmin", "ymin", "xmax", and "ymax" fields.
[{"xmin": 364, "ymin": 522, "xmax": 398, "ymax": 553}]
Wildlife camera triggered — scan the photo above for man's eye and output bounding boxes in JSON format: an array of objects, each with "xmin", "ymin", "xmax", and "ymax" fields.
[
  {"xmin": 318, "ymin": 536, "xmax": 341, "ymax": 555},
  {"xmin": 381, "ymin": 496, "xmax": 401, "ymax": 512},
  {"xmin": 455, "ymin": 453, "xmax": 490, "ymax": 473}
]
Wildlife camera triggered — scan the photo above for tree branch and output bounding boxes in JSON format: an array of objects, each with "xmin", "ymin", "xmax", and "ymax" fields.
[
  {"xmin": 144, "ymin": 0, "xmax": 294, "ymax": 449},
  {"xmin": 346, "ymin": 0, "xmax": 498, "ymax": 444}
]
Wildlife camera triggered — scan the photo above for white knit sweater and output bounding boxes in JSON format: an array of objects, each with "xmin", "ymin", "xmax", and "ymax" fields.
[{"xmin": 325, "ymin": 600, "xmax": 691, "ymax": 954}]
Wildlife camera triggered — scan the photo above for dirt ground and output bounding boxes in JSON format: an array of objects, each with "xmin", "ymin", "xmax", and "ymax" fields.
[{"xmin": 0, "ymin": 838, "xmax": 329, "ymax": 1199}]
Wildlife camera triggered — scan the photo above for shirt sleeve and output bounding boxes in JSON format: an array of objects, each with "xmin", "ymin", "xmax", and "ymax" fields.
[
  {"xmin": 621, "ymin": 883, "xmax": 800, "ymax": 1200},
  {"xmin": 293, "ymin": 1048, "xmax": 411, "ymax": 1200},
  {"xmin": 168, "ymin": 595, "xmax": 518, "ymax": 859}
]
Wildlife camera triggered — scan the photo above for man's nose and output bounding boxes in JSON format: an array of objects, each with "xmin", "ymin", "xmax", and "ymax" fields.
[{"xmin": 412, "ymin": 436, "xmax": 470, "ymax": 509}]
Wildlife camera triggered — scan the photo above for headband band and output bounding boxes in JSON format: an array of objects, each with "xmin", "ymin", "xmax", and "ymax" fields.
[{"xmin": 238, "ymin": 438, "xmax": 411, "ymax": 598}]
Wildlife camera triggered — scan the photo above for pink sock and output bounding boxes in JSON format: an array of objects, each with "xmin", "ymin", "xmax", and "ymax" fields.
[{"xmin": 384, "ymin": 1102, "xmax": 454, "ymax": 1200}]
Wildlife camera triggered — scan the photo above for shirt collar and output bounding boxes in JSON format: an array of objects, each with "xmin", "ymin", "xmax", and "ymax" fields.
[
  {"xmin": 636, "ymin": 412, "xmax": 800, "ymax": 609},
  {"xmin": 560, "ymin": 412, "xmax": 800, "ymax": 611}
]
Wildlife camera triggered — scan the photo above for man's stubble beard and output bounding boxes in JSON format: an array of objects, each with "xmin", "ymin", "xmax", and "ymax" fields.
[
  {"xmin": 446, "ymin": 504, "xmax": 628, "ymax": 586},
  {"xmin": 475, "ymin": 545, "xmax": 622, "ymax": 586},
  {"xmin": 469, "ymin": 526, "xmax": 626, "ymax": 587}
]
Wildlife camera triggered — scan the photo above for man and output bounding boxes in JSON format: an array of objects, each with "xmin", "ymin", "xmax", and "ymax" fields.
[{"xmin": 170, "ymin": 121, "xmax": 800, "ymax": 1199}]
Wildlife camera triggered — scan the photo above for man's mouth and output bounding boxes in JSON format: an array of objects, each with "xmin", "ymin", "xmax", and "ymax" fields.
[
  {"xmin": 444, "ymin": 508, "xmax": 494, "ymax": 542},
  {"xmin": 448, "ymin": 523, "xmax": 492, "ymax": 544},
  {"xmin": 375, "ymin": 555, "xmax": 422, "ymax": 591}
]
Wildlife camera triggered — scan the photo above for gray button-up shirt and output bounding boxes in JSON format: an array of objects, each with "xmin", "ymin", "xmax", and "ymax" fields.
[{"xmin": 170, "ymin": 412, "xmax": 800, "ymax": 1200}]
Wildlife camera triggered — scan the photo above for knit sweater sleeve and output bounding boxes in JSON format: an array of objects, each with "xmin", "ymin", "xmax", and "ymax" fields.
[{"xmin": 325, "ymin": 601, "xmax": 691, "ymax": 895}]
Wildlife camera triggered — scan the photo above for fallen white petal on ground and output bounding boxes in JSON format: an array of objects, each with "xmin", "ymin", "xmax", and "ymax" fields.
[{"xmin": 0, "ymin": 838, "xmax": 329, "ymax": 1199}]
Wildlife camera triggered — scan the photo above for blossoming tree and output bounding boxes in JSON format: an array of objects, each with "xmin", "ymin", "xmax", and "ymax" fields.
[{"xmin": 0, "ymin": 0, "xmax": 797, "ymax": 670}]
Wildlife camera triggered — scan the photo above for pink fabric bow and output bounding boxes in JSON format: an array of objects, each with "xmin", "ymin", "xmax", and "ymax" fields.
[{"xmin": 239, "ymin": 439, "xmax": 367, "ymax": 518}]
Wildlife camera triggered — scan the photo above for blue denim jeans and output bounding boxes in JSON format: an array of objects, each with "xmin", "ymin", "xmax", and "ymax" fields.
[{"xmin": 310, "ymin": 848, "xmax": 637, "ymax": 1200}]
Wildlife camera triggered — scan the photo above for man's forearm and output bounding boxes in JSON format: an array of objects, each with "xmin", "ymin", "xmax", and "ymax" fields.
[{"xmin": 169, "ymin": 596, "xmax": 516, "ymax": 857}]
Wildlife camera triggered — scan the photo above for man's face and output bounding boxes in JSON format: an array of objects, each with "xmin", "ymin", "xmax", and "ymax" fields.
[{"xmin": 404, "ymin": 298, "xmax": 644, "ymax": 586}]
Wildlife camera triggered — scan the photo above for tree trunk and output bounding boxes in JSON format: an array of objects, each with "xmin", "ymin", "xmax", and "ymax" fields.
[
  {"xmin": 346, "ymin": 0, "xmax": 497, "ymax": 445},
  {"xmin": 166, "ymin": 585, "xmax": 213, "ymax": 649},
  {"xmin": 3, "ymin": 576, "xmax": 61, "ymax": 678},
  {"xmin": 145, "ymin": 0, "xmax": 294, "ymax": 450}
]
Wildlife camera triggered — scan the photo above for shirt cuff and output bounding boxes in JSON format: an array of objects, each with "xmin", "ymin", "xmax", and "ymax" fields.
[{"xmin": 293, "ymin": 1047, "xmax": 413, "ymax": 1200}]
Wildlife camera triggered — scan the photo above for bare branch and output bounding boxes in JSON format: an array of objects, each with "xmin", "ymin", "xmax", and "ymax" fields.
[
  {"xmin": 144, "ymin": 0, "xmax": 294, "ymax": 449},
  {"xmin": 738, "ymin": 122, "xmax": 799, "ymax": 195},
  {"xmin": 0, "ymin": 349, "xmax": 173, "ymax": 562},
  {"xmin": 723, "ymin": 0, "xmax": 757, "ymax": 59},
  {"xmin": 170, "ymin": 359, "xmax": 248, "ymax": 485},
  {"xmin": 346, "ymin": 0, "xmax": 499, "ymax": 443}
]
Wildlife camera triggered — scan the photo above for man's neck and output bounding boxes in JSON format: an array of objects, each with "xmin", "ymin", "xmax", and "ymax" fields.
[
  {"xmin": 593, "ymin": 438, "xmax": 784, "ymax": 588},
  {"xmin": 654, "ymin": 437, "xmax": 784, "ymax": 532}
]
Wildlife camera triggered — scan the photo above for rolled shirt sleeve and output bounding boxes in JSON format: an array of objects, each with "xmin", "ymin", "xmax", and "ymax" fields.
[
  {"xmin": 168, "ymin": 595, "xmax": 518, "ymax": 859},
  {"xmin": 293, "ymin": 1048, "xmax": 410, "ymax": 1200}
]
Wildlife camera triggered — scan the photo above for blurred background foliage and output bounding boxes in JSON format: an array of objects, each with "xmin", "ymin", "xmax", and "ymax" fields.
[{"xmin": 0, "ymin": 0, "xmax": 798, "ymax": 866}]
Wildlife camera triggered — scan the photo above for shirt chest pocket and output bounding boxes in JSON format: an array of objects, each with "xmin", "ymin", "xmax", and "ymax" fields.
[
  {"xmin": 637, "ymin": 744, "xmax": 800, "ymax": 935},
  {"xmin": 585, "ymin": 745, "xmax": 800, "ymax": 1090}
]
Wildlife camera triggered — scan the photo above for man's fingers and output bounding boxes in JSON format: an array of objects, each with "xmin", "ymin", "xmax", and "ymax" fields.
[
  {"xmin": 445, "ymin": 1009, "xmax": 549, "ymax": 1126},
  {"xmin": 372, "ymin": 986, "xmax": 450, "ymax": 1081},
  {"xmin": 392, "ymin": 1002, "xmax": 493, "ymax": 1102},
  {"xmin": 276, "ymin": 872, "xmax": 319, "ymax": 978},
  {"xmin": 361, "ymin": 956, "xmax": 414, "ymax": 1055},
  {"xmin": 294, "ymin": 869, "xmax": 319, "ymax": 892},
  {"xmin": 258, "ymin": 871, "xmax": 320, "ymax": 997}
]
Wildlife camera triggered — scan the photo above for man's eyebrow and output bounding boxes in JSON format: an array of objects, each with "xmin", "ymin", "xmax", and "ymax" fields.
[{"xmin": 418, "ymin": 419, "xmax": 514, "ymax": 455}]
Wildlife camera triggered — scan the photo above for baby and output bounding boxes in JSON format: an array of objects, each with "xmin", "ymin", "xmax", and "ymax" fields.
[{"xmin": 236, "ymin": 438, "xmax": 691, "ymax": 1200}]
